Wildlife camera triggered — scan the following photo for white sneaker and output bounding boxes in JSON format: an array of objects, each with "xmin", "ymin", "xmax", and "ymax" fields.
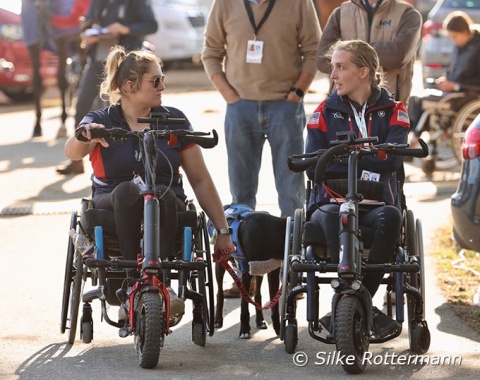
[{"xmin": 167, "ymin": 286, "xmax": 185, "ymax": 327}]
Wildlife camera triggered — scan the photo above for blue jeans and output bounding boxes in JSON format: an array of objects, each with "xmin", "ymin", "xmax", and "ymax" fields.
[{"xmin": 225, "ymin": 99, "xmax": 306, "ymax": 217}]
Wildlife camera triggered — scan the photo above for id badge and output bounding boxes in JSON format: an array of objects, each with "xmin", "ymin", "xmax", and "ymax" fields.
[
  {"xmin": 246, "ymin": 40, "xmax": 264, "ymax": 64},
  {"xmin": 360, "ymin": 170, "xmax": 380, "ymax": 182}
]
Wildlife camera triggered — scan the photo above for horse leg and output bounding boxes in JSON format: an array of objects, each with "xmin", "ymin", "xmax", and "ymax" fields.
[
  {"xmin": 255, "ymin": 275, "xmax": 267, "ymax": 329},
  {"xmin": 28, "ymin": 43, "xmax": 43, "ymax": 138},
  {"xmin": 214, "ymin": 262, "xmax": 225, "ymax": 329},
  {"xmin": 239, "ymin": 272, "xmax": 252, "ymax": 339},
  {"xmin": 54, "ymin": 36, "xmax": 69, "ymax": 138},
  {"xmin": 268, "ymin": 268, "xmax": 281, "ymax": 336}
]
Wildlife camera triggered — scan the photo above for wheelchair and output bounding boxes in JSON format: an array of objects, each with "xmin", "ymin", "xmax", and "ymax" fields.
[
  {"xmin": 411, "ymin": 90, "xmax": 480, "ymax": 175},
  {"xmin": 60, "ymin": 123, "xmax": 217, "ymax": 369},
  {"xmin": 279, "ymin": 132, "xmax": 431, "ymax": 374}
]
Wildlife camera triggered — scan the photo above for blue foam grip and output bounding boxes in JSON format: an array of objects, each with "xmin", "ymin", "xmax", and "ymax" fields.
[
  {"xmin": 94, "ymin": 226, "xmax": 104, "ymax": 260},
  {"xmin": 183, "ymin": 227, "xmax": 192, "ymax": 261}
]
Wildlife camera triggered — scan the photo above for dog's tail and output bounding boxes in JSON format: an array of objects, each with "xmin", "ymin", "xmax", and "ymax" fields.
[{"xmin": 249, "ymin": 259, "xmax": 282, "ymax": 276}]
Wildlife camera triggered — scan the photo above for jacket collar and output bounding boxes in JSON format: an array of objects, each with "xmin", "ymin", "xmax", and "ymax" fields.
[{"xmin": 326, "ymin": 88, "xmax": 393, "ymax": 112}]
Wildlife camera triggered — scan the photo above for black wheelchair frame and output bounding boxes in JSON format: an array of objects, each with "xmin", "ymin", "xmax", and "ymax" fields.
[
  {"xmin": 279, "ymin": 132, "xmax": 431, "ymax": 374},
  {"xmin": 60, "ymin": 115, "xmax": 218, "ymax": 368}
]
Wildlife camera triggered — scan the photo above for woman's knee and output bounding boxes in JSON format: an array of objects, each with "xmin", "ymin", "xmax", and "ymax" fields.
[{"xmin": 112, "ymin": 182, "xmax": 143, "ymax": 209}]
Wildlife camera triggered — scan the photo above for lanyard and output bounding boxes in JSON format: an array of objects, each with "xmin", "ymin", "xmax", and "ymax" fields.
[
  {"xmin": 243, "ymin": 0, "xmax": 276, "ymax": 37},
  {"xmin": 350, "ymin": 101, "xmax": 368, "ymax": 138}
]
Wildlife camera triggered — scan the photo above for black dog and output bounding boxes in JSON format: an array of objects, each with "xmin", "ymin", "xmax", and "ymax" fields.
[{"xmin": 213, "ymin": 206, "xmax": 287, "ymax": 339}]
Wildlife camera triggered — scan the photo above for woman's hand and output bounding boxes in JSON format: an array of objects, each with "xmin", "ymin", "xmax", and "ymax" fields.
[
  {"xmin": 436, "ymin": 78, "xmax": 456, "ymax": 92},
  {"xmin": 77, "ymin": 123, "xmax": 109, "ymax": 148},
  {"xmin": 107, "ymin": 22, "xmax": 130, "ymax": 36},
  {"xmin": 213, "ymin": 234, "xmax": 235, "ymax": 261}
]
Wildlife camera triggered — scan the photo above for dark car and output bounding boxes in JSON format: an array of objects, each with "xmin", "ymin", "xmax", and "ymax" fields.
[
  {"xmin": 0, "ymin": 6, "xmax": 58, "ymax": 102},
  {"xmin": 451, "ymin": 113, "xmax": 480, "ymax": 252}
]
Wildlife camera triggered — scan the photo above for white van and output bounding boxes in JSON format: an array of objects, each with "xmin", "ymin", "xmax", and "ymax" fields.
[{"xmin": 146, "ymin": 0, "xmax": 209, "ymax": 66}]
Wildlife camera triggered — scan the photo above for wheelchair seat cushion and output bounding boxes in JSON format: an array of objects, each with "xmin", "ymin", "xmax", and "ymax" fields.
[
  {"xmin": 303, "ymin": 220, "xmax": 374, "ymax": 260},
  {"xmin": 83, "ymin": 208, "xmax": 117, "ymax": 237}
]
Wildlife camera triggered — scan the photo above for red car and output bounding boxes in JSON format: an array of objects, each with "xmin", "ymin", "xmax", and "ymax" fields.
[{"xmin": 0, "ymin": 6, "xmax": 58, "ymax": 102}]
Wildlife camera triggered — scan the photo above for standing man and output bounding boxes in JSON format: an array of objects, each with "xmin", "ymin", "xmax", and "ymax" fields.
[
  {"xmin": 56, "ymin": 0, "xmax": 157, "ymax": 175},
  {"xmin": 201, "ymin": 0, "xmax": 321, "ymax": 218},
  {"xmin": 317, "ymin": 0, "xmax": 422, "ymax": 107}
]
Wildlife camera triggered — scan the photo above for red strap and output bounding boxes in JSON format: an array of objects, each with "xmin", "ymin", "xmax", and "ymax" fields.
[{"xmin": 213, "ymin": 251, "xmax": 282, "ymax": 310}]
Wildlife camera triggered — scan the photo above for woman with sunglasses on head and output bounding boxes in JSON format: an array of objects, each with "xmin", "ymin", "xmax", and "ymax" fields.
[
  {"xmin": 64, "ymin": 45, "xmax": 234, "ymax": 325},
  {"xmin": 306, "ymin": 39, "xmax": 410, "ymax": 339}
]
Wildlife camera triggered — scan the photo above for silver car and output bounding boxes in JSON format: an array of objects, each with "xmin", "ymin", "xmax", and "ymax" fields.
[
  {"xmin": 413, "ymin": 0, "xmax": 438, "ymax": 20},
  {"xmin": 420, "ymin": 0, "xmax": 480, "ymax": 88}
]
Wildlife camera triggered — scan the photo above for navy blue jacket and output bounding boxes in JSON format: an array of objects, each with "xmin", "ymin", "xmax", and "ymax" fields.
[
  {"xmin": 305, "ymin": 88, "xmax": 409, "ymax": 213},
  {"xmin": 447, "ymin": 30, "xmax": 480, "ymax": 91},
  {"xmin": 85, "ymin": 0, "xmax": 157, "ymax": 54},
  {"xmin": 80, "ymin": 105, "xmax": 194, "ymax": 200}
]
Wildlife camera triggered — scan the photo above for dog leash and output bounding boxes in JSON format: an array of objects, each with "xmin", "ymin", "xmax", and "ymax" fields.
[{"xmin": 213, "ymin": 250, "xmax": 282, "ymax": 310}]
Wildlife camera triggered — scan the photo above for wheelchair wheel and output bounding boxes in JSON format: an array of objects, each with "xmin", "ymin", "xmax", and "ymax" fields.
[
  {"xmin": 403, "ymin": 209, "xmax": 416, "ymax": 258},
  {"xmin": 335, "ymin": 296, "xmax": 369, "ymax": 374},
  {"xmin": 407, "ymin": 218, "xmax": 431, "ymax": 354},
  {"xmin": 135, "ymin": 292, "xmax": 165, "ymax": 369},
  {"xmin": 60, "ymin": 210, "xmax": 83, "ymax": 344},
  {"xmin": 451, "ymin": 99, "xmax": 480, "ymax": 164},
  {"xmin": 197, "ymin": 212, "xmax": 215, "ymax": 336},
  {"xmin": 60, "ymin": 210, "xmax": 77, "ymax": 334},
  {"xmin": 279, "ymin": 214, "xmax": 295, "ymax": 340},
  {"xmin": 68, "ymin": 248, "xmax": 83, "ymax": 344},
  {"xmin": 81, "ymin": 320, "xmax": 93, "ymax": 344},
  {"xmin": 189, "ymin": 269, "xmax": 207, "ymax": 346},
  {"xmin": 284, "ymin": 324, "xmax": 298, "ymax": 354},
  {"xmin": 290, "ymin": 208, "xmax": 304, "ymax": 288}
]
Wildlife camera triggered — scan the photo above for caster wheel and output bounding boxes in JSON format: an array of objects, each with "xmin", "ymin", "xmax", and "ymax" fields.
[
  {"xmin": 410, "ymin": 321, "xmax": 431, "ymax": 355},
  {"xmin": 284, "ymin": 324, "xmax": 298, "ymax": 354},
  {"xmin": 81, "ymin": 321, "xmax": 93, "ymax": 344},
  {"xmin": 192, "ymin": 321, "xmax": 206, "ymax": 346},
  {"xmin": 422, "ymin": 158, "xmax": 435, "ymax": 176}
]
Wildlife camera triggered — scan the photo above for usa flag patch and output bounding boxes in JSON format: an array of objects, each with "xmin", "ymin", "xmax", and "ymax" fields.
[
  {"xmin": 397, "ymin": 110, "xmax": 409, "ymax": 123},
  {"xmin": 308, "ymin": 112, "xmax": 320, "ymax": 125}
]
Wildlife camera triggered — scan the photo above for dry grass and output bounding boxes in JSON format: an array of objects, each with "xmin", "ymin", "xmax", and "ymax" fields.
[{"xmin": 431, "ymin": 225, "xmax": 480, "ymax": 334}]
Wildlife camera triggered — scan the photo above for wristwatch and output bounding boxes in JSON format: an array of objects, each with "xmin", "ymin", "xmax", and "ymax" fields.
[
  {"xmin": 216, "ymin": 227, "xmax": 232, "ymax": 235},
  {"xmin": 290, "ymin": 87, "xmax": 305, "ymax": 98}
]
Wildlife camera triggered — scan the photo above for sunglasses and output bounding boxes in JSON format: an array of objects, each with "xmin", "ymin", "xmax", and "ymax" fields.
[{"xmin": 145, "ymin": 75, "xmax": 165, "ymax": 89}]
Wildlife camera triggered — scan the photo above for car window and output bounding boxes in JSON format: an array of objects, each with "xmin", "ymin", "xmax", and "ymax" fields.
[{"xmin": 442, "ymin": 0, "xmax": 480, "ymax": 8}]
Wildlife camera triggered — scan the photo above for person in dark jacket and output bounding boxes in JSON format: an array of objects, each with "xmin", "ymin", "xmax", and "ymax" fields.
[
  {"xmin": 306, "ymin": 39, "xmax": 409, "ymax": 339},
  {"xmin": 57, "ymin": 0, "xmax": 158, "ymax": 175},
  {"xmin": 408, "ymin": 11, "xmax": 480, "ymax": 142}
]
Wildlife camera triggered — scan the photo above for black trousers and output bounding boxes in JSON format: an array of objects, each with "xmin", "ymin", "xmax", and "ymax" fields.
[
  {"xmin": 93, "ymin": 181, "xmax": 185, "ymax": 260},
  {"xmin": 310, "ymin": 203, "xmax": 402, "ymax": 297}
]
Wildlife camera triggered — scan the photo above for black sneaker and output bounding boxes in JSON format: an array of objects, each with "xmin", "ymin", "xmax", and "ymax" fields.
[
  {"xmin": 319, "ymin": 313, "xmax": 332, "ymax": 333},
  {"xmin": 372, "ymin": 306, "xmax": 400, "ymax": 338}
]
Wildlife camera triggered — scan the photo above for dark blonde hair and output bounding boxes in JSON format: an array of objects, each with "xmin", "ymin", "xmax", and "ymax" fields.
[
  {"xmin": 326, "ymin": 39, "xmax": 385, "ymax": 91},
  {"xmin": 443, "ymin": 11, "xmax": 473, "ymax": 33},
  {"xmin": 100, "ymin": 45, "xmax": 162, "ymax": 104}
]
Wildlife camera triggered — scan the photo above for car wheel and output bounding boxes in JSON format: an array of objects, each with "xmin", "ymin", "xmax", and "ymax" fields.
[{"xmin": 2, "ymin": 89, "xmax": 34, "ymax": 102}]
